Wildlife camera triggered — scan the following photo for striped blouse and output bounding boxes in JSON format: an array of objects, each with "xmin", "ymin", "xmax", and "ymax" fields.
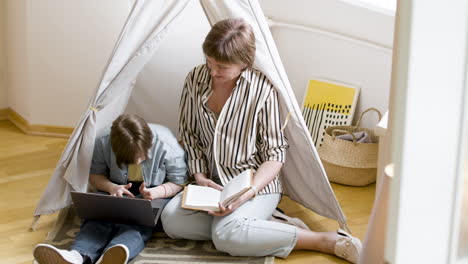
[{"xmin": 178, "ymin": 64, "xmax": 289, "ymax": 195}]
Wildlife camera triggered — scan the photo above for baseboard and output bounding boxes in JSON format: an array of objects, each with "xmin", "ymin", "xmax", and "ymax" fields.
[
  {"xmin": 1, "ymin": 107, "xmax": 73, "ymax": 138},
  {"xmin": 0, "ymin": 108, "xmax": 8, "ymax": 121}
]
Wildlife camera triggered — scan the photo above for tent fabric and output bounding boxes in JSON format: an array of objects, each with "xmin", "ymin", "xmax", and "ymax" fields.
[
  {"xmin": 33, "ymin": 0, "xmax": 347, "ymax": 228},
  {"xmin": 33, "ymin": 0, "xmax": 192, "ymax": 216}
]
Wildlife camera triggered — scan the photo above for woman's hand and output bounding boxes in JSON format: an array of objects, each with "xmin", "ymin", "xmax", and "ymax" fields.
[
  {"xmin": 108, "ymin": 183, "xmax": 135, "ymax": 198},
  {"xmin": 208, "ymin": 187, "xmax": 256, "ymax": 217},
  {"xmin": 139, "ymin": 182, "xmax": 161, "ymax": 200},
  {"xmin": 194, "ymin": 173, "xmax": 223, "ymax": 191}
]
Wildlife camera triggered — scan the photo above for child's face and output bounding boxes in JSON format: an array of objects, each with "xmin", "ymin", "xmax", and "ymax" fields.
[
  {"xmin": 135, "ymin": 157, "xmax": 145, "ymax": 165},
  {"xmin": 134, "ymin": 152, "xmax": 146, "ymax": 165}
]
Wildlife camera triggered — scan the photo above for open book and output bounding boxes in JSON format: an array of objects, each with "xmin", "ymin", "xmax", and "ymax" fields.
[{"xmin": 181, "ymin": 169, "xmax": 253, "ymax": 212}]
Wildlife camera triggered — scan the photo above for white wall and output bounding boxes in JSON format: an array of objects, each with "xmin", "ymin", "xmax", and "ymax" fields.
[
  {"xmin": 125, "ymin": 0, "xmax": 210, "ymax": 133},
  {"xmin": 6, "ymin": 0, "xmax": 129, "ymax": 126},
  {"xmin": 0, "ymin": 0, "xmax": 6, "ymax": 109},
  {"xmin": 4, "ymin": 0, "xmax": 395, "ymax": 130},
  {"xmin": 6, "ymin": 0, "xmax": 31, "ymax": 120},
  {"xmin": 259, "ymin": 0, "xmax": 395, "ymax": 127}
]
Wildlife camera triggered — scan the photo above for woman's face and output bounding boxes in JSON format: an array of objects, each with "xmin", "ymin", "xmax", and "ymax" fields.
[{"xmin": 206, "ymin": 56, "xmax": 245, "ymax": 83}]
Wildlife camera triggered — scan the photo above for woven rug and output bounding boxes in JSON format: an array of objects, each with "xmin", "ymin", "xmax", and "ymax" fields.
[{"xmin": 35, "ymin": 206, "xmax": 274, "ymax": 264}]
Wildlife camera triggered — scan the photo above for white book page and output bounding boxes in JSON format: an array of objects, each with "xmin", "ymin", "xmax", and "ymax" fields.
[
  {"xmin": 185, "ymin": 185, "xmax": 221, "ymax": 208},
  {"xmin": 220, "ymin": 169, "xmax": 251, "ymax": 203}
]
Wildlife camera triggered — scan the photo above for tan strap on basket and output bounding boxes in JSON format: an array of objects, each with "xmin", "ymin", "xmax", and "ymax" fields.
[{"xmin": 355, "ymin": 107, "xmax": 382, "ymax": 128}]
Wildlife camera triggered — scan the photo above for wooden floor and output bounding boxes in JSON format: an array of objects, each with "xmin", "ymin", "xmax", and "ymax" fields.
[{"xmin": 0, "ymin": 120, "xmax": 375, "ymax": 264}]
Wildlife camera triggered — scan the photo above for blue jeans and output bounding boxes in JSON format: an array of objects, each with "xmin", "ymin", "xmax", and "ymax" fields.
[{"xmin": 70, "ymin": 220, "xmax": 153, "ymax": 263}]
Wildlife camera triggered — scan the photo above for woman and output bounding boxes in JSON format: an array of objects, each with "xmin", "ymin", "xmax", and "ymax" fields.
[{"xmin": 161, "ymin": 18, "xmax": 361, "ymax": 263}]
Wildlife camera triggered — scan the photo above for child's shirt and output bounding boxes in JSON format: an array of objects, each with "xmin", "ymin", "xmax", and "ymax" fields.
[{"xmin": 90, "ymin": 124, "xmax": 188, "ymax": 188}]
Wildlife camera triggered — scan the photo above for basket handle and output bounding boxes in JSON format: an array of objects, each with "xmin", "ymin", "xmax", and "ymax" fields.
[
  {"xmin": 355, "ymin": 107, "xmax": 382, "ymax": 128},
  {"xmin": 331, "ymin": 129, "xmax": 357, "ymax": 143}
]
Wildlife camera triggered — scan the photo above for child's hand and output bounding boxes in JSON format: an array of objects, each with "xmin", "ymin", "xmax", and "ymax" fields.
[{"xmin": 109, "ymin": 183, "xmax": 135, "ymax": 198}]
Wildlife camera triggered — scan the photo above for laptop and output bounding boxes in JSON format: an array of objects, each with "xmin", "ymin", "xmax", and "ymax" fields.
[{"xmin": 70, "ymin": 191, "xmax": 169, "ymax": 227}]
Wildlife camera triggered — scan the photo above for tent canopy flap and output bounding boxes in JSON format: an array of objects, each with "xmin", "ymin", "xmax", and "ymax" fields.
[{"xmin": 34, "ymin": 0, "xmax": 347, "ymax": 227}]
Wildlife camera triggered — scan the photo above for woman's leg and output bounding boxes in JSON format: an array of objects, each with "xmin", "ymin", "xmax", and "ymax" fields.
[
  {"xmin": 295, "ymin": 229, "xmax": 362, "ymax": 263},
  {"xmin": 211, "ymin": 193, "xmax": 360, "ymax": 263},
  {"xmin": 163, "ymin": 192, "xmax": 360, "ymax": 262},
  {"xmin": 161, "ymin": 192, "xmax": 213, "ymax": 240},
  {"xmin": 211, "ymin": 194, "xmax": 298, "ymax": 258},
  {"xmin": 294, "ymin": 229, "xmax": 338, "ymax": 253}
]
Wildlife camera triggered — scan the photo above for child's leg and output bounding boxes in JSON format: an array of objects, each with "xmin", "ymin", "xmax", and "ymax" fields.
[
  {"xmin": 70, "ymin": 220, "xmax": 114, "ymax": 263},
  {"xmin": 104, "ymin": 223, "xmax": 153, "ymax": 260}
]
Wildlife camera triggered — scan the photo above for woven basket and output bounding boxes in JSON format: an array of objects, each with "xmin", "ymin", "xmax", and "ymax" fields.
[{"xmin": 318, "ymin": 108, "xmax": 382, "ymax": 186}]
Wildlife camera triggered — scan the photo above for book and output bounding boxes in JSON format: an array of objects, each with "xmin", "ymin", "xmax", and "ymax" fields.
[{"xmin": 181, "ymin": 169, "xmax": 253, "ymax": 212}]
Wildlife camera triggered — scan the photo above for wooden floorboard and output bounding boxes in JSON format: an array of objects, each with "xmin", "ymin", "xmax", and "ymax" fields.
[{"xmin": 0, "ymin": 120, "xmax": 374, "ymax": 264}]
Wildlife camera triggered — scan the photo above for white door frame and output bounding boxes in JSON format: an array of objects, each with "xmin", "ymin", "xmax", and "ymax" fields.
[{"xmin": 385, "ymin": 0, "xmax": 468, "ymax": 263}]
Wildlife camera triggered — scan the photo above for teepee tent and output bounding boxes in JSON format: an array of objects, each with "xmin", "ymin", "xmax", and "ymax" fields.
[{"xmin": 33, "ymin": 0, "xmax": 348, "ymax": 230}]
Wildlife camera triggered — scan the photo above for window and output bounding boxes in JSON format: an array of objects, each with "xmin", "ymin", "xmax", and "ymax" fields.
[{"xmin": 341, "ymin": 0, "xmax": 396, "ymax": 14}]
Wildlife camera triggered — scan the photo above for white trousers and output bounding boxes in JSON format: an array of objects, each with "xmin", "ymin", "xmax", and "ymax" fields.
[{"xmin": 161, "ymin": 192, "xmax": 297, "ymax": 258}]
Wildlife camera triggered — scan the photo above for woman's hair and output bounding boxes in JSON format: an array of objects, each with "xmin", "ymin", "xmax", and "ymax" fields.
[
  {"xmin": 202, "ymin": 18, "xmax": 256, "ymax": 68},
  {"xmin": 110, "ymin": 114, "xmax": 153, "ymax": 168}
]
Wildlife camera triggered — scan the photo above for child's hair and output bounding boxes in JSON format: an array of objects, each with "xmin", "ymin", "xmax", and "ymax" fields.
[
  {"xmin": 110, "ymin": 114, "xmax": 153, "ymax": 168},
  {"xmin": 202, "ymin": 18, "xmax": 256, "ymax": 68}
]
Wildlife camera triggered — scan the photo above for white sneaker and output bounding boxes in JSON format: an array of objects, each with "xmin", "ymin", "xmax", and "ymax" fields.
[
  {"xmin": 96, "ymin": 244, "xmax": 129, "ymax": 264},
  {"xmin": 33, "ymin": 244, "xmax": 83, "ymax": 264}
]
